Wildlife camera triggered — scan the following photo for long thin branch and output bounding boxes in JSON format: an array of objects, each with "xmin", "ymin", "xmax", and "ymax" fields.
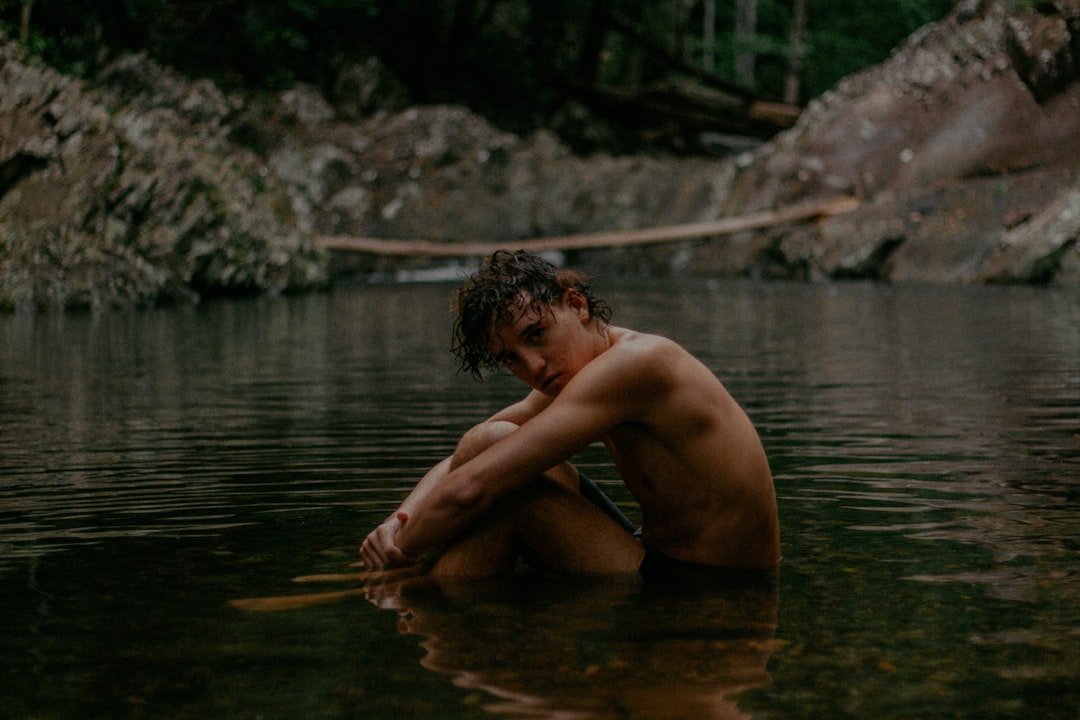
[{"xmin": 315, "ymin": 195, "xmax": 859, "ymax": 257}]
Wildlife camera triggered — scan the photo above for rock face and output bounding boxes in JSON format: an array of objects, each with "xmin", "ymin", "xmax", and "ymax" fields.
[
  {"xmin": 715, "ymin": 0, "xmax": 1080, "ymax": 284},
  {"xmin": 0, "ymin": 47, "xmax": 328, "ymax": 310},
  {"xmin": 291, "ymin": 0, "xmax": 1080, "ymax": 285},
  {"xmin": 234, "ymin": 94, "xmax": 735, "ymax": 280},
  {"xmin": 2, "ymin": 0, "xmax": 1079, "ymax": 310}
]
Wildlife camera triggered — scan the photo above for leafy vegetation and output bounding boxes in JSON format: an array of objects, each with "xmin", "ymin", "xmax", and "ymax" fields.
[{"xmin": 2, "ymin": 0, "xmax": 955, "ymax": 149}]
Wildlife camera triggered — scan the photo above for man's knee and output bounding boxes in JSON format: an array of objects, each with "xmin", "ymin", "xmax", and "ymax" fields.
[
  {"xmin": 452, "ymin": 420, "xmax": 579, "ymax": 491},
  {"xmin": 452, "ymin": 420, "xmax": 519, "ymax": 469}
]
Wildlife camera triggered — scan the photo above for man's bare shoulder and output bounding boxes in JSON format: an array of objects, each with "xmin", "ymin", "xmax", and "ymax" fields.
[
  {"xmin": 596, "ymin": 327, "xmax": 732, "ymax": 423},
  {"xmin": 602, "ymin": 328, "xmax": 697, "ymax": 378},
  {"xmin": 542, "ymin": 328, "xmax": 699, "ymax": 416}
]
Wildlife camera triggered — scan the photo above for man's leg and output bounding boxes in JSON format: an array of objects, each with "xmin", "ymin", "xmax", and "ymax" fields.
[
  {"xmin": 429, "ymin": 420, "xmax": 573, "ymax": 576},
  {"xmin": 429, "ymin": 421, "xmax": 643, "ymax": 577},
  {"xmin": 506, "ymin": 479, "xmax": 645, "ymax": 575}
]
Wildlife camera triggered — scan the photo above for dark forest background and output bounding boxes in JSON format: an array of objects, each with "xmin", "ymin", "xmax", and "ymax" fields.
[{"xmin": 1, "ymin": 1, "xmax": 955, "ymax": 152}]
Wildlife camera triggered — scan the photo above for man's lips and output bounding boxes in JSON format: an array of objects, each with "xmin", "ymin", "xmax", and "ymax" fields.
[{"xmin": 540, "ymin": 373, "xmax": 560, "ymax": 390}]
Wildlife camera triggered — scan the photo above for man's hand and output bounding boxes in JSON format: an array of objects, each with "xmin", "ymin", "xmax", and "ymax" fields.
[{"xmin": 359, "ymin": 512, "xmax": 419, "ymax": 570}]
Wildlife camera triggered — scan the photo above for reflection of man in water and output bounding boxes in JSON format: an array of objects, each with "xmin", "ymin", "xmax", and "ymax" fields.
[
  {"xmin": 366, "ymin": 572, "xmax": 779, "ymax": 720},
  {"xmin": 361, "ymin": 250, "xmax": 779, "ymax": 577}
]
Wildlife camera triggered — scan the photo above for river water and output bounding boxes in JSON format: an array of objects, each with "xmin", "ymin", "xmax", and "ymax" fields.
[{"xmin": 1, "ymin": 278, "xmax": 1077, "ymax": 719}]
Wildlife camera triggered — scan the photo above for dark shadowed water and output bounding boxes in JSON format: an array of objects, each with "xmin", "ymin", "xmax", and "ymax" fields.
[{"xmin": 1, "ymin": 278, "xmax": 1078, "ymax": 719}]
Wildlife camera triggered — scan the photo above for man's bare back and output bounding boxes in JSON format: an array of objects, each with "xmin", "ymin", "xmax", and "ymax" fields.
[{"xmin": 592, "ymin": 328, "xmax": 778, "ymax": 569}]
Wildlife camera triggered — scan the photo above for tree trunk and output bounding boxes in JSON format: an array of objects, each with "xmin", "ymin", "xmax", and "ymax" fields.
[
  {"xmin": 576, "ymin": 0, "xmax": 614, "ymax": 86},
  {"xmin": 703, "ymin": 0, "xmax": 716, "ymax": 72},
  {"xmin": 19, "ymin": 0, "xmax": 34, "ymax": 44},
  {"xmin": 734, "ymin": 0, "xmax": 758, "ymax": 87},
  {"xmin": 316, "ymin": 196, "xmax": 860, "ymax": 257},
  {"xmin": 784, "ymin": 0, "xmax": 807, "ymax": 104},
  {"xmin": 425, "ymin": 0, "xmax": 500, "ymax": 99},
  {"xmin": 673, "ymin": 0, "xmax": 695, "ymax": 63}
]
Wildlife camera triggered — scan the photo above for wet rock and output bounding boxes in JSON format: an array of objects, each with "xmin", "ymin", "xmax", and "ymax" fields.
[
  {"xmin": 712, "ymin": 0, "xmax": 1080, "ymax": 283},
  {"xmin": 279, "ymin": 83, "xmax": 337, "ymax": 126},
  {"xmin": 0, "ymin": 44, "xmax": 328, "ymax": 310},
  {"xmin": 978, "ymin": 186, "xmax": 1080, "ymax": 284},
  {"xmin": 97, "ymin": 51, "xmax": 237, "ymax": 126},
  {"xmin": 4, "ymin": 0, "xmax": 1080, "ymax": 310},
  {"xmin": 337, "ymin": 107, "xmax": 729, "ymax": 246},
  {"xmin": 1005, "ymin": 0, "xmax": 1079, "ymax": 103}
]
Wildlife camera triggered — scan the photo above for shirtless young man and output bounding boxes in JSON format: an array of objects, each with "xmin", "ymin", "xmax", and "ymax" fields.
[{"xmin": 360, "ymin": 250, "xmax": 779, "ymax": 577}]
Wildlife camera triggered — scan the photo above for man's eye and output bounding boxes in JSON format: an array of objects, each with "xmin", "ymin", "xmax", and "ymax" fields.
[{"xmin": 502, "ymin": 353, "xmax": 520, "ymax": 366}]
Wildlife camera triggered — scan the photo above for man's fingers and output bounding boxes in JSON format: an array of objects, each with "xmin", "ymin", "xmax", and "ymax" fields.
[
  {"xmin": 359, "ymin": 515, "xmax": 416, "ymax": 570},
  {"xmin": 359, "ymin": 537, "xmax": 388, "ymax": 569}
]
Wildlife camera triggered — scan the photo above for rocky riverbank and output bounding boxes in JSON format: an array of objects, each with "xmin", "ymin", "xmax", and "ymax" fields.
[{"xmin": 1, "ymin": 0, "xmax": 1078, "ymax": 310}]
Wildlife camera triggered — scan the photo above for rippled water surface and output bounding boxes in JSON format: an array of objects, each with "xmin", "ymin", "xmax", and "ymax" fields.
[{"xmin": 1, "ymin": 279, "xmax": 1078, "ymax": 719}]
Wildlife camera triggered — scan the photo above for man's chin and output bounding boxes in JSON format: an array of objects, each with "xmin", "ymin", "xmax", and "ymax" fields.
[{"xmin": 540, "ymin": 376, "xmax": 564, "ymax": 395}]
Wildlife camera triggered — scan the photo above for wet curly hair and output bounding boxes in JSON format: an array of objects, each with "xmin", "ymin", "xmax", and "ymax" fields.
[{"xmin": 452, "ymin": 250, "xmax": 611, "ymax": 380}]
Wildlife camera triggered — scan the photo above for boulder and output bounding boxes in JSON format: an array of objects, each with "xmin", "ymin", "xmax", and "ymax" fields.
[
  {"xmin": 1006, "ymin": 0, "xmax": 1080, "ymax": 103},
  {"xmin": 711, "ymin": 0, "xmax": 1080, "ymax": 283},
  {"xmin": 979, "ymin": 186, "xmax": 1080, "ymax": 284},
  {"xmin": 0, "ymin": 43, "xmax": 328, "ymax": 310}
]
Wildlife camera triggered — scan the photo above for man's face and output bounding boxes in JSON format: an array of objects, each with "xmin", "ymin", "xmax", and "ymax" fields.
[{"xmin": 485, "ymin": 290, "xmax": 596, "ymax": 397}]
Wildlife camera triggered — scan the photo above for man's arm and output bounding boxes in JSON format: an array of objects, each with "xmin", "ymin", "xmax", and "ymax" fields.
[
  {"xmin": 392, "ymin": 343, "xmax": 664, "ymax": 559},
  {"xmin": 359, "ymin": 392, "xmax": 553, "ymax": 568},
  {"xmin": 359, "ymin": 456, "xmax": 451, "ymax": 568}
]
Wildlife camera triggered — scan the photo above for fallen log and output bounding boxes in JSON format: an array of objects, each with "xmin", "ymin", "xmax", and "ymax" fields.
[{"xmin": 315, "ymin": 195, "xmax": 859, "ymax": 257}]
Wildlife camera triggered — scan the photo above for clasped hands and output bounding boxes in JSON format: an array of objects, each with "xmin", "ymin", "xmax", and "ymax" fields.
[{"xmin": 359, "ymin": 512, "xmax": 420, "ymax": 570}]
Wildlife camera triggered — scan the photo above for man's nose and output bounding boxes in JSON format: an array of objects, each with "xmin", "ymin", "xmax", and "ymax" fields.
[{"xmin": 522, "ymin": 351, "xmax": 546, "ymax": 377}]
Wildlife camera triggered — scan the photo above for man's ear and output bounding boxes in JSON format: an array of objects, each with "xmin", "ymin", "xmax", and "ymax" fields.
[{"xmin": 564, "ymin": 288, "xmax": 590, "ymax": 321}]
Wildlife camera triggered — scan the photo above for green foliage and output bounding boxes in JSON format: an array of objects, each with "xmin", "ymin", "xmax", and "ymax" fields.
[
  {"xmin": 800, "ymin": 0, "xmax": 955, "ymax": 98},
  {"xmin": 0, "ymin": 0, "xmax": 957, "ymax": 145},
  {"xmin": 0, "ymin": 0, "xmax": 380, "ymax": 87}
]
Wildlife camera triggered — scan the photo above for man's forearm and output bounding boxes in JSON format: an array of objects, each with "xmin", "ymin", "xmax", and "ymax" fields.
[
  {"xmin": 360, "ymin": 456, "xmax": 456, "ymax": 568},
  {"xmin": 392, "ymin": 456, "xmax": 453, "ymax": 518},
  {"xmin": 392, "ymin": 412, "xmax": 579, "ymax": 558},
  {"xmin": 394, "ymin": 466, "xmax": 484, "ymax": 558}
]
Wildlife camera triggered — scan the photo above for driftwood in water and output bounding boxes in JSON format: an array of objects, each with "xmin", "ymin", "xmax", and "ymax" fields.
[{"xmin": 315, "ymin": 195, "xmax": 858, "ymax": 257}]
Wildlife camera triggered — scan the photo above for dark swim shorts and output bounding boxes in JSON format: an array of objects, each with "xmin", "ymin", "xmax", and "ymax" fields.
[
  {"xmin": 636, "ymin": 534, "xmax": 777, "ymax": 588},
  {"xmin": 579, "ymin": 471, "xmax": 770, "ymax": 583},
  {"xmin": 578, "ymin": 471, "xmax": 697, "ymax": 579},
  {"xmin": 637, "ymin": 539, "xmax": 708, "ymax": 580}
]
